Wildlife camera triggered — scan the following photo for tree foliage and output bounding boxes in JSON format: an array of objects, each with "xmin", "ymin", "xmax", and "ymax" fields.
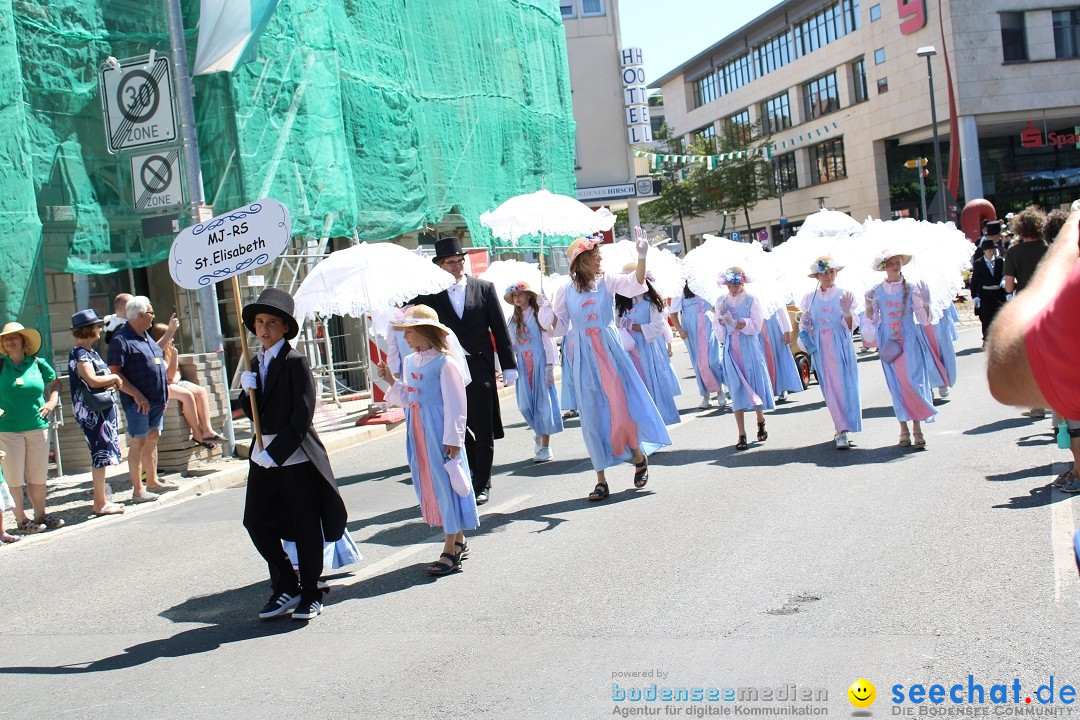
[{"xmin": 690, "ymin": 119, "xmax": 774, "ymax": 234}]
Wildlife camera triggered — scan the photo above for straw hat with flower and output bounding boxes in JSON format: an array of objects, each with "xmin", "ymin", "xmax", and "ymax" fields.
[
  {"xmin": 871, "ymin": 250, "xmax": 913, "ymax": 271},
  {"xmin": 718, "ymin": 267, "xmax": 751, "ymax": 286},
  {"xmin": 391, "ymin": 304, "xmax": 452, "ymax": 336},
  {"xmin": 503, "ymin": 281, "xmax": 539, "ymax": 305},
  {"xmin": 808, "ymin": 255, "xmax": 845, "ymax": 278},
  {"xmin": 566, "ymin": 235, "xmax": 602, "ymax": 267}
]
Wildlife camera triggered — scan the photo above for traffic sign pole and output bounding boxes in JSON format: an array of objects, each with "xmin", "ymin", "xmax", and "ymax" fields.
[{"xmin": 165, "ymin": 0, "xmax": 236, "ymax": 456}]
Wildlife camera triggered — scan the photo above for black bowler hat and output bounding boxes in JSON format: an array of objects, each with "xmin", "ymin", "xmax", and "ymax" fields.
[
  {"xmin": 979, "ymin": 238, "xmax": 997, "ymax": 251},
  {"xmin": 242, "ymin": 288, "xmax": 299, "ymax": 339},
  {"xmin": 432, "ymin": 236, "xmax": 467, "ymax": 262},
  {"xmin": 70, "ymin": 309, "xmax": 106, "ymax": 330}
]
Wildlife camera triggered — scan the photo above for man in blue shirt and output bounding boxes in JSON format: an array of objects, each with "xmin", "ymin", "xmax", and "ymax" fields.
[{"xmin": 107, "ymin": 295, "xmax": 177, "ymax": 502}]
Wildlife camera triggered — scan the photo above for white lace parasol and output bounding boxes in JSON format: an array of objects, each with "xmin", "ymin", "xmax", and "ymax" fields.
[
  {"xmin": 479, "ymin": 189, "xmax": 616, "ymax": 243},
  {"xmin": 292, "ymin": 241, "xmax": 455, "ymax": 335},
  {"xmin": 597, "ymin": 240, "xmax": 683, "ymax": 298},
  {"xmin": 681, "ymin": 234, "xmax": 772, "ymax": 307},
  {"xmin": 477, "ymin": 259, "xmax": 544, "ymax": 321}
]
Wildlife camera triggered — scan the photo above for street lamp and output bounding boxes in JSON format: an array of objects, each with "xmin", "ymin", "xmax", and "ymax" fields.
[{"xmin": 916, "ymin": 45, "xmax": 947, "ymax": 223}]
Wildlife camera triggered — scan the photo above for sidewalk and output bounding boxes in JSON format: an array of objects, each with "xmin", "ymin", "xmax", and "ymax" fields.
[{"xmin": 0, "ymin": 396, "xmax": 407, "ymax": 546}]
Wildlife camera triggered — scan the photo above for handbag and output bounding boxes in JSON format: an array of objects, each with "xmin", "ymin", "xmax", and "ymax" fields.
[
  {"xmin": 443, "ymin": 454, "xmax": 472, "ymax": 498},
  {"xmin": 879, "ymin": 338, "xmax": 903, "ymax": 364},
  {"xmin": 81, "ymin": 386, "xmax": 118, "ymax": 413}
]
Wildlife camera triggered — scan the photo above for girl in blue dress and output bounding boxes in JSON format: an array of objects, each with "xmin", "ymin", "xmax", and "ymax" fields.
[
  {"xmin": 505, "ymin": 280, "xmax": 563, "ymax": 462},
  {"xmin": 549, "ymin": 232, "xmax": 671, "ymax": 501},
  {"xmin": 378, "ymin": 305, "xmax": 478, "ymax": 576},
  {"xmin": 760, "ymin": 306, "xmax": 804, "ymax": 401},
  {"xmin": 713, "ymin": 268, "xmax": 775, "ymax": 450},
  {"xmin": 863, "ymin": 252, "xmax": 943, "ymax": 448},
  {"xmin": 615, "ymin": 268, "xmax": 681, "ymax": 426},
  {"xmin": 798, "ymin": 256, "xmax": 862, "ymax": 450},
  {"xmin": 670, "ymin": 284, "xmax": 724, "ymax": 409}
]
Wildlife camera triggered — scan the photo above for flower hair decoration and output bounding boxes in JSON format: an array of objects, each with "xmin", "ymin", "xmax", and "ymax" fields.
[{"xmin": 505, "ymin": 281, "xmax": 530, "ymax": 296}]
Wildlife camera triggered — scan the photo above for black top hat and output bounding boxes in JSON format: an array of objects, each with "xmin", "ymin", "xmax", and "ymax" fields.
[
  {"xmin": 242, "ymin": 288, "xmax": 299, "ymax": 339},
  {"xmin": 432, "ymin": 236, "xmax": 467, "ymax": 262},
  {"xmin": 979, "ymin": 238, "xmax": 997, "ymax": 251},
  {"xmin": 70, "ymin": 308, "xmax": 105, "ymax": 329}
]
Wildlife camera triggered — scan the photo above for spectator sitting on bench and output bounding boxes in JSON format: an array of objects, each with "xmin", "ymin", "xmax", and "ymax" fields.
[{"xmin": 149, "ymin": 323, "xmax": 223, "ymax": 449}]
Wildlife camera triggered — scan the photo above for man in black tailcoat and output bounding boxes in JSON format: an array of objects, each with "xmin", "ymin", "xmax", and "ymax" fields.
[
  {"xmin": 969, "ymin": 238, "xmax": 1006, "ymax": 346},
  {"xmin": 412, "ymin": 237, "xmax": 517, "ymax": 505},
  {"xmin": 239, "ymin": 288, "xmax": 347, "ymax": 622}
]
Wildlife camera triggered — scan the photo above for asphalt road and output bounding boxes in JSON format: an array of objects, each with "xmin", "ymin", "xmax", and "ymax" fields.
[{"xmin": 0, "ymin": 323, "xmax": 1074, "ymax": 719}]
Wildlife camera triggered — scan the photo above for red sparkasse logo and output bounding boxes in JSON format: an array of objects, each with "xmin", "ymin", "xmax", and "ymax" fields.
[{"xmin": 1020, "ymin": 122, "xmax": 1043, "ymax": 148}]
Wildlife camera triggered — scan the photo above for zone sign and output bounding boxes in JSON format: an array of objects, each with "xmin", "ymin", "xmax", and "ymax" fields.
[{"xmin": 99, "ymin": 56, "xmax": 178, "ymax": 154}]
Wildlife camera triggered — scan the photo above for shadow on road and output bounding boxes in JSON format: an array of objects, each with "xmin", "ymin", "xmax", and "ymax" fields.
[
  {"xmin": 992, "ymin": 483, "xmax": 1058, "ymax": 510},
  {"xmin": 336, "ymin": 463, "xmax": 413, "ymax": 489},
  {"xmin": 963, "ymin": 417, "xmax": 1035, "ymax": 435},
  {"xmin": 985, "ymin": 464, "xmax": 1053, "ymax": 483}
]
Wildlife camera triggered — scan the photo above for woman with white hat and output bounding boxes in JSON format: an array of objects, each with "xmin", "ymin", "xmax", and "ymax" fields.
[
  {"xmin": 713, "ymin": 268, "xmax": 774, "ymax": 451},
  {"xmin": 798, "ymin": 256, "xmax": 862, "ymax": 449},
  {"xmin": 863, "ymin": 251, "xmax": 942, "ymax": 447},
  {"xmin": 0, "ymin": 321, "xmax": 64, "ymax": 533},
  {"xmin": 505, "ymin": 281, "xmax": 563, "ymax": 462}
]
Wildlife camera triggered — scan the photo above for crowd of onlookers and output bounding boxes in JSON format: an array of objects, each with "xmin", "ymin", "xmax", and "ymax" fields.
[{"xmin": 0, "ymin": 293, "xmax": 221, "ymax": 542}]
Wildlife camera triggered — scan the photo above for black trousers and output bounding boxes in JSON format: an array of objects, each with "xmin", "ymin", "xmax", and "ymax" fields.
[
  {"xmin": 243, "ymin": 460, "xmax": 325, "ymax": 602},
  {"xmin": 976, "ymin": 291, "xmax": 1005, "ymax": 341},
  {"xmin": 464, "ymin": 357, "xmax": 502, "ymax": 493}
]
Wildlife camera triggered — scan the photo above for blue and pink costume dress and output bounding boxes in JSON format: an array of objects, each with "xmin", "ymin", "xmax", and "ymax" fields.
[
  {"xmin": 508, "ymin": 308, "xmax": 564, "ymax": 438},
  {"xmin": 673, "ymin": 294, "xmax": 724, "ymax": 398},
  {"xmin": 387, "ymin": 351, "xmax": 479, "ymax": 534},
  {"xmin": 798, "ymin": 285, "xmax": 862, "ymax": 434},
  {"xmin": 550, "ymin": 275, "xmax": 671, "ymax": 470},
  {"xmin": 922, "ymin": 300, "xmax": 958, "ymax": 391},
  {"xmin": 713, "ymin": 292, "xmax": 775, "ymax": 412},
  {"xmin": 618, "ymin": 294, "xmax": 682, "ymax": 426},
  {"xmin": 864, "ymin": 279, "xmax": 943, "ymax": 423},
  {"xmin": 759, "ymin": 307, "xmax": 804, "ymax": 397}
]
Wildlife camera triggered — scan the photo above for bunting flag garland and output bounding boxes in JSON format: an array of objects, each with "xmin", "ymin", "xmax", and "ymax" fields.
[{"xmin": 635, "ymin": 120, "xmax": 840, "ymax": 167}]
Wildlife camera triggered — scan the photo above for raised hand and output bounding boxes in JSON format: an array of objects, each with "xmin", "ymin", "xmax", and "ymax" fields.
[{"xmin": 634, "ymin": 226, "xmax": 649, "ymax": 259}]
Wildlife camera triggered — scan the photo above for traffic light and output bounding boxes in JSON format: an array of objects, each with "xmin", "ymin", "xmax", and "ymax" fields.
[{"xmin": 904, "ymin": 157, "xmax": 929, "ymax": 169}]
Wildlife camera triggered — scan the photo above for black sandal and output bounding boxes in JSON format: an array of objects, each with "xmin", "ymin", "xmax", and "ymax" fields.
[
  {"xmin": 455, "ymin": 540, "xmax": 469, "ymax": 560},
  {"xmin": 633, "ymin": 457, "xmax": 649, "ymax": 488},
  {"xmin": 587, "ymin": 481, "xmax": 609, "ymax": 501},
  {"xmin": 735, "ymin": 435, "xmax": 748, "ymax": 451},
  {"xmin": 756, "ymin": 421, "xmax": 768, "ymax": 442},
  {"xmin": 426, "ymin": 552, "xmax": 461, "ymax": 576}
]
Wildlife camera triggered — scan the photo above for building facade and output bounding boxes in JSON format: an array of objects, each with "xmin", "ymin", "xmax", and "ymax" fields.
[{"xmin": 652, "ymin": 0, "xmax": 1080, "ymax": 246}]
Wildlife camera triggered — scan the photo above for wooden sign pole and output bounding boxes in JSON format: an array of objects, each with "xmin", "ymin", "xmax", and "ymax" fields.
[{"xmin": 231, "ymin": 276, "xmax": 263, "ymax": 454}]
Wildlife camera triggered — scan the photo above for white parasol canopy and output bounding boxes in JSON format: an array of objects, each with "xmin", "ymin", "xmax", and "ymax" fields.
[
  {"xmin": 682, "ymin": 234, "xmax": 772, "ymax": 306},
  {"xmin": 477, "ymin": 259, "xmax": 545, "ymax": 321},
  {"xmin": 479, "ymin": 189, "xmax": 616, "ymax": 244},
  {"xmin": 598, "ymin": 240, "xmax": 684, "ymax": 298},
  {"xmin": 292, "ymin": 241, "xmax": 455, "ymax": 335}
]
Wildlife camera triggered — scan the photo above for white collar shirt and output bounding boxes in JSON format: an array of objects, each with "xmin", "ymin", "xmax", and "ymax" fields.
[{"xmin": 447, "ymin": 276, "xmax": 468, "ymax": 319}]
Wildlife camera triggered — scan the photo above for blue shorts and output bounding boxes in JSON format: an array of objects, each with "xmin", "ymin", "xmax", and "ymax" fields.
[{"xmin": 123, "ymin": 402, "xmax": 165, "ymax": 438}]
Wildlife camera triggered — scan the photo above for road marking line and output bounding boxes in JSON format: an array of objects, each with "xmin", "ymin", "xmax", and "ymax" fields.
[
  {"xmin": 331, "ymin": 494, "xmax": 532, "ymax": 589},
  {"xmin": 1050, "ymin": 464, "xmax": 1077, "ymax": 603}
]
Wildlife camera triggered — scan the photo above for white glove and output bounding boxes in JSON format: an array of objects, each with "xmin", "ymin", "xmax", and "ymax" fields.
[
  {"xmin": 240, "ymin": 371, "xmax": 258, "ymax": 391},
  {"xmin": 545, "ymin": 365, "xmax": 555, "ymax": 387},
  {"xmin": 634, "ymin": 226, "xmax": 649, "ymax": 259},
  {"xmin": 722, "ymin": 312, "xmax": 736, "ymax": 328},
  {"xmin": 973, "ymin": 297, "xmax": 981, "ymax": 309},
  {"xmin": 840, "ymin": 293, "xmax": 854, "ymax": 314},
  {"xmin": 502, "ymin": 369, "xmax": 518, "ymax": 387},
  {"xmin": 250, "ymin": 449, "xmax": 276, "ymax": 468}
]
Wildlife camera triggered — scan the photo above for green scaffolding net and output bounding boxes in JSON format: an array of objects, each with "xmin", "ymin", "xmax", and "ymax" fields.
[{"xmin": 1, "ymin": 0, "xmax": 576, "ymax": 339}]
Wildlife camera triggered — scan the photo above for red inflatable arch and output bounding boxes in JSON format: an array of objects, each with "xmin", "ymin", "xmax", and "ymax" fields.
[{"xmin": 960, "ymin": 199, "xmax": 996, "ymax": 243}]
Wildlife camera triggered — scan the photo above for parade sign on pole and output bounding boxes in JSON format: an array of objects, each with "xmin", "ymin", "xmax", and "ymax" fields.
[
  {"xmin": 100, "ymin": 55, "xmax": 179, "ymax": 154},
  {"xmin": 169, "ymin": 199, "xmax": 292, "ymax": 289}
]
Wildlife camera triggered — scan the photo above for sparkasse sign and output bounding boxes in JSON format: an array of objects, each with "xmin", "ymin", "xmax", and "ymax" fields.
[{"xmin": 169, "ymin": 199, "xmax": 292, "ymax": 289}]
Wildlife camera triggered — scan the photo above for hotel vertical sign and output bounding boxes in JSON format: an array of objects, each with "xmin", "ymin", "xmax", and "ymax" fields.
[{"xmin": 621, "ymin": 48, "xmax": 652, "ymax": 145}]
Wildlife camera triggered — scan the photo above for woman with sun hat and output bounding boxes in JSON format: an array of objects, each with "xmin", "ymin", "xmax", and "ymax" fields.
[
  {"xmin": 548, "ymin": 229, "xmax": 671, "ymax": 501},
  {"xmin": 504, "ymin": 280, "xmax": 563, "ymax": 462},
  {"xmin": 863, "ymin": 250, "xmax": 942, "ymax": 448},
  {"xmin": 713, "ymin": 267, "xmax": 774, "ymax": 451},
  {"xmin": 798, "ymin": 255, "xmax": 862, "ymax": 449}
]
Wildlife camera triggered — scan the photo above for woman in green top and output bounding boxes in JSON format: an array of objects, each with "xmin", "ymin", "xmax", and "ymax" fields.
[{"xmin": 0, "ymin": 322, "xmax": 64, "ymax": 534}]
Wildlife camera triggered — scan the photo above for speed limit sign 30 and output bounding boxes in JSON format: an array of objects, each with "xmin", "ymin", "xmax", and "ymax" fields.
[{"xmin": 99, "ymin": 55, "xmax": 178, "ymax": 154}]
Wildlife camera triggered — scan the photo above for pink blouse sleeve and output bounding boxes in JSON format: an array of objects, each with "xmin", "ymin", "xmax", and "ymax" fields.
[
  {"xmin": 542, "ymin": 331, "xmax": 558, "ymax": 365},
  {"xmin": 385, "ymin": 380, "xmax": 406, "ymax": 407},
  {"xmin": 440, "ymin": 359, "xmax": 468, "ymax": 447},
  {"xmin": 774, "ymin": 305, "xmax": 792, "ymax": 333}
]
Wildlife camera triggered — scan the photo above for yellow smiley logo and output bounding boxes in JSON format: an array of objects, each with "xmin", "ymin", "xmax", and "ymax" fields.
[{"xmin": 848, "ymin": 678, "xmax": 876, "ymax": 708}]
